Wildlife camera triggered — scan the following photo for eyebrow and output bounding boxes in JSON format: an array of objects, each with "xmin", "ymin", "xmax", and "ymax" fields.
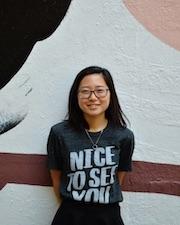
[{"xmin": 79, "ymin": 85, "xmax": 106, "ymax": 89}]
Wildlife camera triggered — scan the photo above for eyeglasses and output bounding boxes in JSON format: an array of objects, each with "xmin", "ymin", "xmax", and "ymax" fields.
[{"xmin": 78, "ymin": 88, "xmax": 109, "ymax": 99}]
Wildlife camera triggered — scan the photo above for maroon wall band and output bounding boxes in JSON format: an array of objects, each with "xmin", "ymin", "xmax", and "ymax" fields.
[{"xmin": 0, "ymin": 153, "xmax": 179, "ymax": 196}]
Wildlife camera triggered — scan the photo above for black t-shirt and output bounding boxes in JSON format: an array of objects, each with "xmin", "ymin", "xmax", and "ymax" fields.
[{"xmin": 47, "ymin": 121, "xmax": 134, "ymax": 204}]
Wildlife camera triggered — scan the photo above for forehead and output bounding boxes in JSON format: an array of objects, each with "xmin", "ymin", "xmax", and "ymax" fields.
[{"xmin": 79, "ymin": 73, "xmax": 107, "ymax": 88}]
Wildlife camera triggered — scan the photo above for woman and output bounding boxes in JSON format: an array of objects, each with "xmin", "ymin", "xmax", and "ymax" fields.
[{"xmin": 47, "ymin": 66, "xmax": 135, "ymax": 225}]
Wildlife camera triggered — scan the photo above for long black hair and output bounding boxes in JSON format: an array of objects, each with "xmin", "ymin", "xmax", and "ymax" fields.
[{"xmin": 66, "ymin": 66, "xmax": 129, "ymax": 130}]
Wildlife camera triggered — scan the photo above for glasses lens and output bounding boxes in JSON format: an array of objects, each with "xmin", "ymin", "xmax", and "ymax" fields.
[
  {"xmin": 79, "ymin": 88, "xmax": 108, "ymax": 99},
  {"xmin": 94, "ymin": 89, "xmax": 107, "ymax": 97},
  {"xmin": 79, "ymin": 90, "xmax": 90, "ymax": 99}
]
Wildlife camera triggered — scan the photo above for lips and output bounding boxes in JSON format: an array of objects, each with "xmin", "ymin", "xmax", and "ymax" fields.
[{"xmin": 87, "ymin": 104, "xmax": 100, "ymax": 109}]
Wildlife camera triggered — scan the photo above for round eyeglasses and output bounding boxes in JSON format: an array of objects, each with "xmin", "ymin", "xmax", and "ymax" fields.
[{"xmin": 78, "ymin": 88, "xmax": 109, "ymax": 99}]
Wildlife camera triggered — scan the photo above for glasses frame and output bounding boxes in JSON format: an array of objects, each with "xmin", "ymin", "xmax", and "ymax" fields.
[{"xmin": 78, "ymin": 88, "xmax": 109, "ymax": 99}]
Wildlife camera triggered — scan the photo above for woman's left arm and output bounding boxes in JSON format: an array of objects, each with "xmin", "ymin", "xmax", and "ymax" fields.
[
  {"xmin": 118, "ymin": 130, "xmax": 135, "ymax": 185},
  {"xmin": 117, "ymin": 171, "xmax": 127, "ymax": 185}
]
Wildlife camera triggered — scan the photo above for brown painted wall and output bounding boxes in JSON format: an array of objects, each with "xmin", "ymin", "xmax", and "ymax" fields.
[{"xmin": 0, "ymin": 153, "xmax": 179, "ymax": 196}]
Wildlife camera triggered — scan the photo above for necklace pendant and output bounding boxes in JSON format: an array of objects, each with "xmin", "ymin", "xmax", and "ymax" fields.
[
  {"xmin": 85, "ymin": 129, "xmax": 104, "ymax": 151},
  {"xmin": 92, "ymin": 144, "xmax": 98, "ymax": 149}
]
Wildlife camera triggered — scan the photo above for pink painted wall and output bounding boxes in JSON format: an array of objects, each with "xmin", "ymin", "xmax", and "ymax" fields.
[{"xmin": 123, "ymin": 0, "xmax": 180, "ymax": 50}]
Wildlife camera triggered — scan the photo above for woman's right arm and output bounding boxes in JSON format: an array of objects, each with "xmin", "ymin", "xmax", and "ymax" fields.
[{"xmin": 50, "ymin": 169, "xmax": 62, "ymax": 204}]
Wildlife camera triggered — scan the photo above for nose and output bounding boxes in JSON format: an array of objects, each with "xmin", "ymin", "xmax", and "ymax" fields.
[{"xmin": 89, "ymin": 91, "xmax": 98, "ymax": 100}]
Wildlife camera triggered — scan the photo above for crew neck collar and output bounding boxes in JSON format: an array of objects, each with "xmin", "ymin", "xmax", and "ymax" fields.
[{"xmin": 87, "ymin": 121, "xmax": 111, "ymax": 134}]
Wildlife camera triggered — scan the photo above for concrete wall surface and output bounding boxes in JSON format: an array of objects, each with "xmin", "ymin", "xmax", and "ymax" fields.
[{"xmin": 0, "ymin": 0, "xmax": 180, "ymax": 225}]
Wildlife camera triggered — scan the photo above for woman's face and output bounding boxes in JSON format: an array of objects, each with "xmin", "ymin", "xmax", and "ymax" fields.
[{"xmin": 77, "ymin": 73, "xmax": 110, "ymax": 119}]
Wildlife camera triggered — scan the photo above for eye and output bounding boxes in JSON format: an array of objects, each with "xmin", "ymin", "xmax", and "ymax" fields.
[
  {"xmin": 95, "ymin": 88, "xmax": 105, "ymax": 93},
  {"xmin": 80, "ymin": 90, "xmax": 90, "ymax": 94}
]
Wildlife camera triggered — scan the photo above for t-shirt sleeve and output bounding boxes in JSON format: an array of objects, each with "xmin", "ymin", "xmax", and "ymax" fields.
[
  {"xmin": 47, "ymin": 128, "xmax": 63, "ymax": 170},
  {"xmin": 118, "ymin": 130, "xmax": 135, "ymax": 172}
]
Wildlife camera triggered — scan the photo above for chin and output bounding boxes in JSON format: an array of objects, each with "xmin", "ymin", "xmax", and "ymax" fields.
[{"xmin": 84, "ymin": 110, "xmax": 104, "ymax": 117}]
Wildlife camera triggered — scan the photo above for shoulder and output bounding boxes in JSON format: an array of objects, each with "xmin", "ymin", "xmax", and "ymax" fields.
[
  {"xmin": 109, "ymin": 124, "xmax": 134, "ymax": 141},
  {"xmin": 50, "ymin": 120, "xmax": 79, "ymax": 139},
  {"xmin": 110, "ymin": 124, "xmax": 134, "ymax": 138},
  {"xmin": 50, "ymin": 120, "xmax": 71, "ymax": 135},
  {"xmin": 121, "ymin": 127, "xmax": 134, "ymax": 139},
  {"xmin": 118, "ymin": 127, "xmax": 135, "ymax": 148}
]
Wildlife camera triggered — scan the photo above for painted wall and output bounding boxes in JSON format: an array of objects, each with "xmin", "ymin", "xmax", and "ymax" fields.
[{"xmin": 0, "ymin": 0, "xmax": 180, "ymax": 225}]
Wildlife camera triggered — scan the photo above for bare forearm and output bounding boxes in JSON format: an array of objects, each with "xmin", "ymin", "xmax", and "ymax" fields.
[
  {"xmin": 50, "ymin": 170, "xmax": 62, "ymax": 203},
  {"xmin": 53, "ymin": 182, "xmax": 62, "ymax": 203},
  {"xmin": 117, "ymin": 171, "xmax": 127, "ymax": 185}
]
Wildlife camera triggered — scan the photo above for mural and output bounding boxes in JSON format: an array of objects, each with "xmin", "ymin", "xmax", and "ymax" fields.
[
  {"xmin": 123, "ymin": 0, "xmax": 180, "ymax": 51},
  {"xmin": 0, "ymin": 0, "xmax": 71, "ymax": 134},
  {"xmin": 0, "ymin": 153, "xmax": 179, "ymax": 196},
  {"xmin": 0, "ymin": 0, "xmax": 180, "ymax": 224}
]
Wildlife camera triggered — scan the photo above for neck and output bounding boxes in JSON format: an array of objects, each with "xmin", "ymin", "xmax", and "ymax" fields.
[{"xmin": 84, "ymin": 114, "xmax": 108, "ymax": 132}]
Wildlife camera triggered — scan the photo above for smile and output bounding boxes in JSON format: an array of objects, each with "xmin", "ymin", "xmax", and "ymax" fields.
[{"xmin": 87, "ymin": 104, "xmax": 100, "ymax": 107}]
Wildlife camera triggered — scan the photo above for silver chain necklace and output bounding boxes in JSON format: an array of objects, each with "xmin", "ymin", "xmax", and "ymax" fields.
[{"xmin": 85, "ymin": 129, "xmax": 104, "ymax": 150}]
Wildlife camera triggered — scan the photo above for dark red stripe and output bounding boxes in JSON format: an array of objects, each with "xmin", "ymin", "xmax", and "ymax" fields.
[
  {"xmin": 123, "ymin": 161, "xmax": 180, "ymax": 196},
  {"xmin": 0, "ymin": 153, "xmax": 179, "ymax": 196},
  {"xmin": 0, "ymin": 153, "xmax": 52, "ymax": 189}
]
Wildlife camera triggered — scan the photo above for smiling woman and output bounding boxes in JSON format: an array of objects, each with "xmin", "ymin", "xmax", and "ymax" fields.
[
  {"xmin": 47, "ymin": 66, "xmax": 135, "ymax": 225},
  {"xmin": 77, "ymin": 74, "xmax": 111, "ymax": 121}
]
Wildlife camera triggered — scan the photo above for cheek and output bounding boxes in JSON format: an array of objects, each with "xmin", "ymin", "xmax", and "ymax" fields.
[
  {"xmin": 78, "ymin": 98, "xmax": 86, "ymax": 110},
  {"xmin": 77, "ymin": 98, "xmax": 82, "ymax": 109},
  {"xmin": 105, "ymin": 99, "xmax": 110, "ymax": 109},
  {"xmin": 104, "ymin": 95, "xmax": 111, "ymax": 109},
  {"xmin": 101, "ymin": 98, "xmax": 110, "ymax": 112}
]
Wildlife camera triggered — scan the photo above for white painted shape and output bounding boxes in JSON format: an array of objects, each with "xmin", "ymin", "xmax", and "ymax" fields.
[
  {"xmin": 0, "ymin": 184, "xmax": 58, "ymax": 225},
  {"xmin": 121, "ymin": 192, "xmax": 180, "ymax": 225},
  {"xmin": 0, "ymin": 0, "xmax": 179, "ymax": 164},
  {"xmin": 0, "ymin": 0, "xmax": 179, "ymax": 165},
  {"xmin": 0, "ymin": 184, "xmax": 179, "ymax": 225}
]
